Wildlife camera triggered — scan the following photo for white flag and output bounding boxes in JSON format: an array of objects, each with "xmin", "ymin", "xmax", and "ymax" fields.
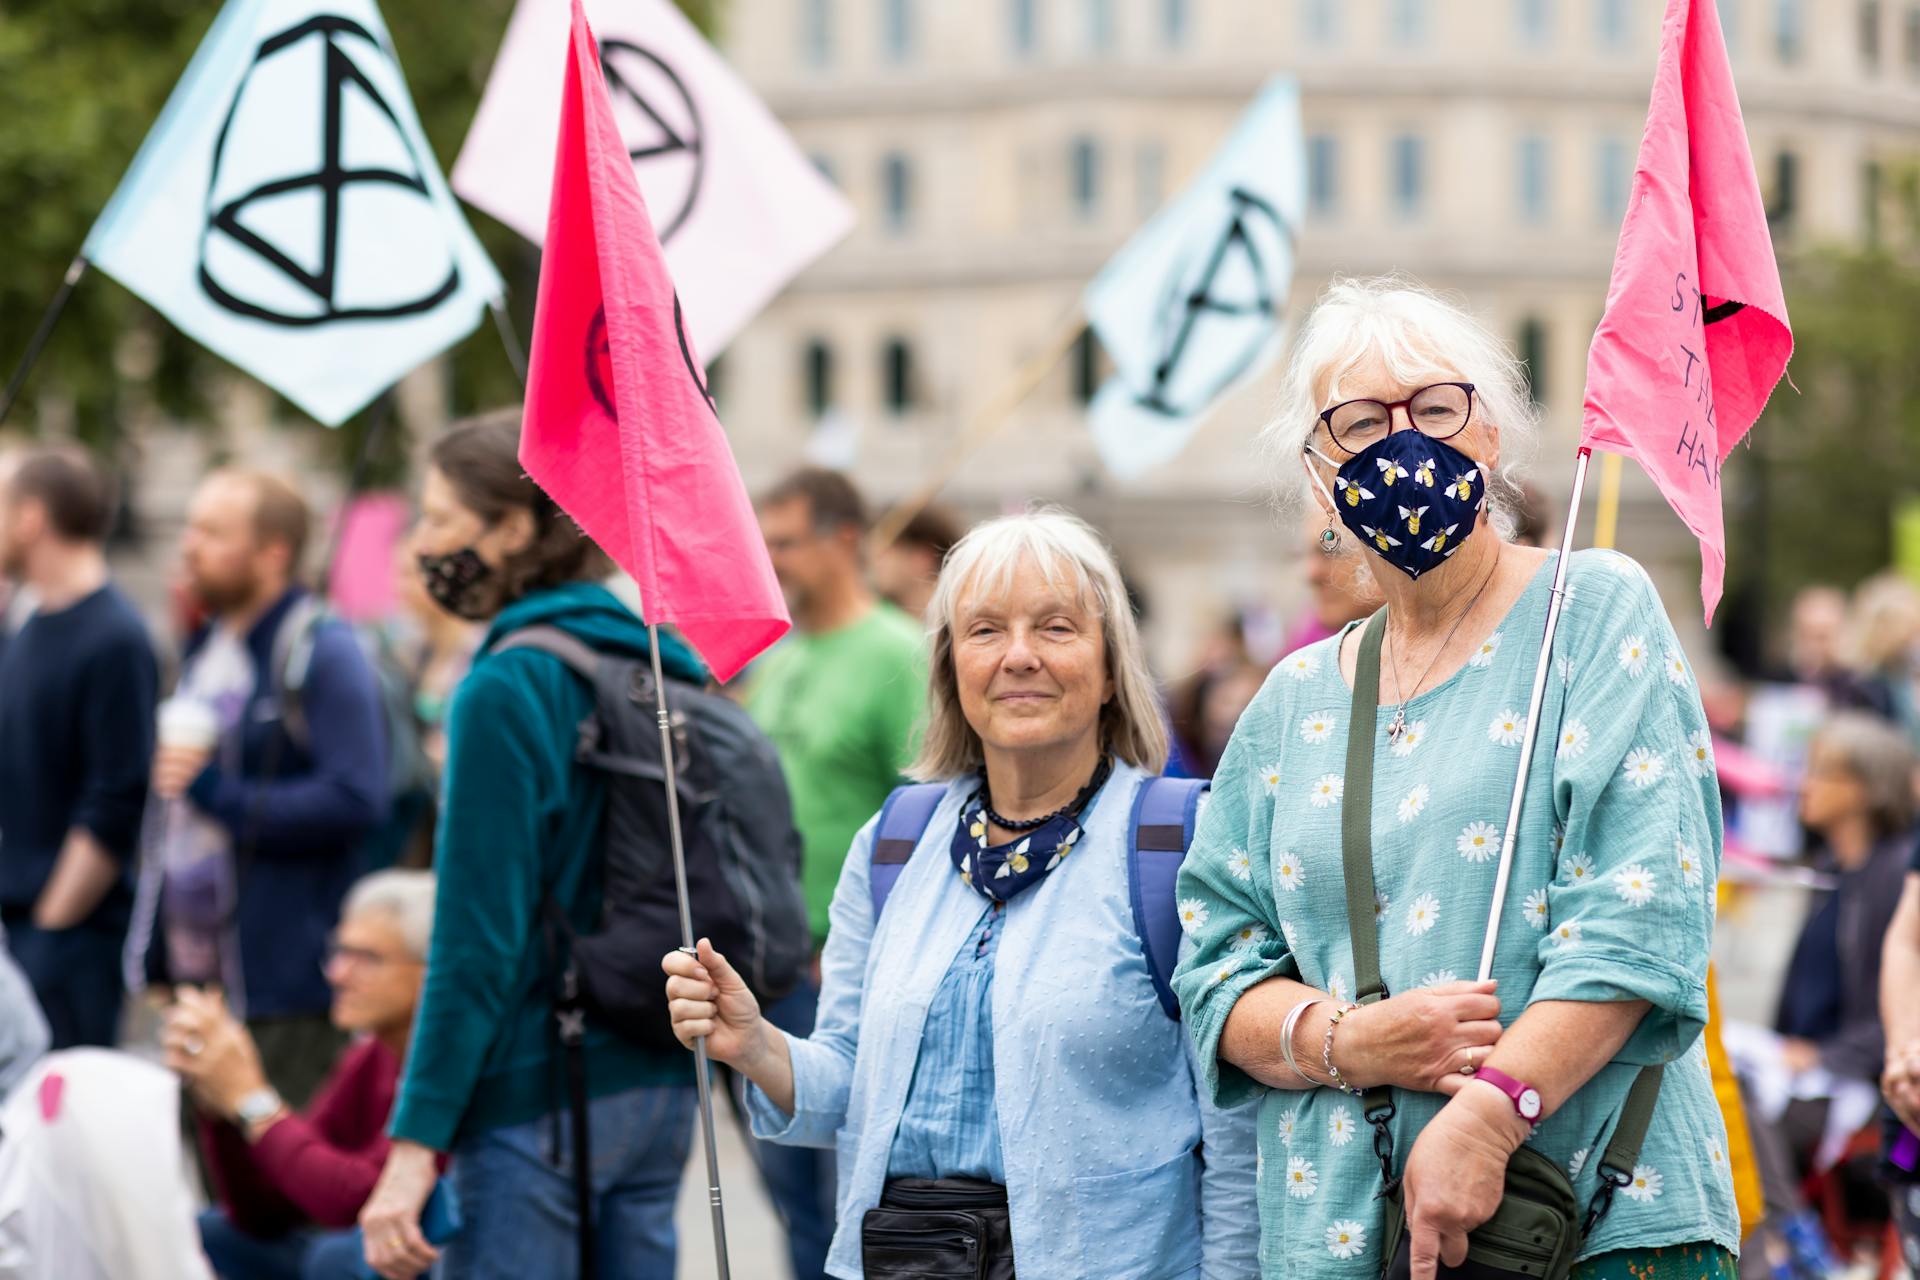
[
  {"xmin": 453, "ymin": 0, "xmax": 855, "ymax": 359},
  {"xmin": 1083, "ymin": 78, "xmax": 1304, "ymax": 479},
  {"xmin": 81, "ymin": 0, "xmax": 503, "ymax": 427}
]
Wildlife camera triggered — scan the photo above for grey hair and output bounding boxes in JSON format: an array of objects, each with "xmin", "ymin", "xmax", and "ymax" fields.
[
  {"xmin": 1814, "ymin": 711, "xmax": 1919, "ymax": 839},
  {"xmin": 342, "ymin": 870, "xmax": 437, "ymax": 961},
  {"xmin": 1263, "ymin": 275, "xmax": 1541, "ymax": 541},
  {"xmin": 909, "ymin": 508, "xmax": 1169, "ymax": 781}
]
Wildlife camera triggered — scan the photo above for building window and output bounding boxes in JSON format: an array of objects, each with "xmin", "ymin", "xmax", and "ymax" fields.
[
  {"xmin": 1767, "ymin": 149, "xmax": 1799, "ymax": 229},
  {"xmin": 882, "ymin": 0, "xmax": 914, "ymax": 62},
  {"xmin": 1517, "ymin": 317, "xmax": 1549, "ymax": 406},
  {"xmin": 1861, "ymin": 0, "xmax": 1883, "ymax": 64},
  {"xmin": 882, "ymin": 152, "xmax": 913, "ymax": 233},
  {"xmin": 1595, "ymin": 135, "xmax": 1630, "ymax": 224},
  {"xmin": 1389, "ymin": 0, "xmax": 1428, "ymax": 46},
  {"xmin": 883, "ymin": 339, "xmax": 917, "ymax": 415},
  {"xmin": 1775, "ymin": 0, "xmax": 1804, "ymax": 62},
  {"xmin": 1162, "ymin": 0, "xmax": 1190, "ymax": 46},
  {"xmin": 1719, "ymin": 0, "xmax": 1740, "ymax": 52},
  {"xmin": 804, "ymin": 340, "xmax": 835, "ymax": 417},
  {"xmin": 1071, "ymin": 136, "xmax": 1101, "ymax": 219},
  {"xmin": 802, "ymin": 0, "xmax": 832, "ymax": 68},
  {"xmin": 1308, "ymin": 134, "xmax": 1339, "ymax": 218},
  {"xmin": 1864, "ymin": 159, "xmax": 1884, "ymax": 244},
  {"xmin": 1517, "ymin": 134, "xmax": 1551, "ymax": 224},
  {"xmin": 1303, "ymin": 0, "xmax": 1340, "ymax": 45},
  {"xmin": 810, "ymin": 153, "xmax": 836, "ymax": 184},
  {"xmin": 1087, "ymin": 0, "xmax": 1114, "ymax": 51},
  {"xmin": 1905, "ymin": 2, "xmax": 1920, "ymax": 71},
  {"xmin": 1515, "ymin": 0, "xmax": 1553, "ymax": 46},
  {"xmin": 1390, "ymin": 134, "xmax": 1426, "ymax": 220},
  {"xmin": 1135, "ymin": 141, "xmax": 1166, "ymax": 216},
  {"xmin": 1010, "ymin": 0, "xmax": 1039, "ymax": 56},
  {"xmin": 1072, "ymin": 329, "xmax": 1104, "ymax": 404},
  {"xmin": 1596, "ymin": 0, "xmax": 1630, "ymax": 49}
]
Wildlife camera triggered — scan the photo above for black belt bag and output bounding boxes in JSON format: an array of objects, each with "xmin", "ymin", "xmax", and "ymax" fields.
[
  {"xmin": 1340, "ymin": 614, "xmax": 1663, "ymax": 1280},
  {"xmin": 862, "ymin": 1177, "xmax": 1016, "ymax": 1280}
]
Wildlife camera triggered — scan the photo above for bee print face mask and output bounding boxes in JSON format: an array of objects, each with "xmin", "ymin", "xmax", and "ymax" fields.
[{"xmin": 1304, "ymin": 430, "xmax": 1487, "ymax": 580}]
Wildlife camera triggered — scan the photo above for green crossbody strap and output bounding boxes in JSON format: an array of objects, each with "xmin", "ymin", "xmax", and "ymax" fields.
[{"xmin": 1585, "ymin": 1064, "xmax": 1665, "ymax": 1234}]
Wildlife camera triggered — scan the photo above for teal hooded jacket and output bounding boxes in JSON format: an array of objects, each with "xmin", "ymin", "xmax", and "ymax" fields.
[{"xmin": 391, "ymin": 582, "xmax": 704, "ymax": 1151}]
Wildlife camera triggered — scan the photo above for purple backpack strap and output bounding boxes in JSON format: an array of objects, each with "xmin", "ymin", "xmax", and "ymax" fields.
[
  {"xmin": 868, "ymin": 783, "xmax": 948, "ymax": 920},
  {"xmin": 1129, "ymin": 775, "xmax": 1211, "ymax": 1020}
]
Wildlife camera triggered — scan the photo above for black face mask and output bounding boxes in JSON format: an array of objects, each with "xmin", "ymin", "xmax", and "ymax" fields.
[{"xmin": 417, "ymin": 548, "xmax": 496, "ymax": 621}]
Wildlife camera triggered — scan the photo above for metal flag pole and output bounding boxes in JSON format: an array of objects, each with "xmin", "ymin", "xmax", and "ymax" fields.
[
  {"xmin": 648, "ymin": 624, "xmax": 733, "ymax": 1280},
  {"xmin": 488, "ymin": 298, "xmax": 529, "ymax": 387},
  {"xmin": 0, "ymin": 256, "xmax": 90, "ymax": 428},
  {"xmin": 1477, "ymin": 447, "xmax": 1594, "ymax": 981}
]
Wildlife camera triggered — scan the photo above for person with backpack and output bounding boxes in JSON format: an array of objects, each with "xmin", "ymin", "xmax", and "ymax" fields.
[
  {"xmin": 360, "ymin": 413, "xmax": 714, "ymax": 1280},
  {"xmin": 663, "ymin": 510, "xmax": 1260, "ymax": 1280}
]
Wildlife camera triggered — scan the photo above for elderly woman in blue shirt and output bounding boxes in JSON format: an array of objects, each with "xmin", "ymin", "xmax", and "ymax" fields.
[{"xmin": 664, "ymin": 510, "xmax": 1258, "ymax": 1280}]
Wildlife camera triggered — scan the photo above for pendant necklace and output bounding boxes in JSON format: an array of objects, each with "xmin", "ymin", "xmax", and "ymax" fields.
[{"xmin": 1384, "ymin": 558, "xmax": 1502, "ymax": 746}]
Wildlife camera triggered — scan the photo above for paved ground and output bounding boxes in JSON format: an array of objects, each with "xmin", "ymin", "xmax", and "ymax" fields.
[{"xmin": 674, "ymin": 1097, "xmax": 792, "ymax": 1279}]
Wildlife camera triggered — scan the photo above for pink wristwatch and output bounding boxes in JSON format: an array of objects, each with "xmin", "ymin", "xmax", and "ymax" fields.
[{"xmin": 1470, "ymin": 1065, "xmax": 1544, "ymax": 1121}]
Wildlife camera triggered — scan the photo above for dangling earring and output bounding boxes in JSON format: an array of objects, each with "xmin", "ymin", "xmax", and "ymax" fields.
[{"xmin": 1318, "ymin": 512, "xmax": 1340, "ymax": 555}]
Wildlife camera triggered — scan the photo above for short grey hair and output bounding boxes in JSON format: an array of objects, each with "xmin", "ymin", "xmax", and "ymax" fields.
[
  {"xmin": 1814, "ymin": 712, "xmax": 1919, "ymax": 839},
  {"xmin": 1263, "ymin": 275, "xmax": 1541, "ymax": 540},
  {"xmin": 910, "ymin": 509, "xmax": 1169, "ymax": 781},
  {"xmin": 342, "ymin": 870, "xmax": 437, "ymax": 961}
]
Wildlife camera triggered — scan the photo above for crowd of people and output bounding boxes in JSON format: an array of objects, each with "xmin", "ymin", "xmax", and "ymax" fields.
[{"xmin": 0, "ymin": 275, "xmax": 1914, "ymax": 1280}]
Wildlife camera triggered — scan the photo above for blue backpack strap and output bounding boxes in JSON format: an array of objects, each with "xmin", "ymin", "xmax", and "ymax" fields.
[
  {"xmin": 869, "ymin": 783, "xmax": 948, "ymax": 921},
  {"xmin": 1129, "ymin": 775, "xmax": 1211, "ymax": 1020}
]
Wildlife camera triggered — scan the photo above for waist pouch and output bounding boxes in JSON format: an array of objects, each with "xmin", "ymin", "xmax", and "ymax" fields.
[
  {"xmin": 862, "ymin": 1177, "xmax": 1015, "ymax": 1280},
  {"xmin": 1381, "ymin": 1145, "xmax": 1581, "ymax": 1280}
]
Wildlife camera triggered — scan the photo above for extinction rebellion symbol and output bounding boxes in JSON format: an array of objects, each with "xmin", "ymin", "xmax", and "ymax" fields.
[
  {"xmin": 584, "ymin": 297, "xmax": 716, "ymax": 421},
  {"xmin": 598, "ymin": 40, "xmax": 706, "ymax": 246},
  {"xmin": 198, "ymin": 15, "xmax": 461, "ymax": 326}
]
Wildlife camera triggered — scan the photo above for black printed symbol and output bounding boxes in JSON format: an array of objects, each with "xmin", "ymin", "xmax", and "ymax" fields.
[
  {"xmin": 198, "ymin": 15, "xmax": 460, "ymax": 326},
  {"xmin": 599, "ymin": 41, "xmax": 705, "ymax": 245},
  {"xmin": 1131, "ymin": 187, "xmax": 1294, "ymax": 419},
  {"xmin": 582, "ymin": 296, "xmax": 715, "ymax": 421}
]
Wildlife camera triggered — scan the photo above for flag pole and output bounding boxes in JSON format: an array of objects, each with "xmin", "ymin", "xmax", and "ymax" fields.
[
  {"xmin": 0, "ymin": 256, "xmax": 90, "ymax": 428},
  {"xmin": 1477, "ymin": 446, "xmax": 1593, "ymax": 980},
  {"xmin": 489, "ymin": 298, "xmax": 530, "ymax": 387},
  {"xmin": 650, "ymin": 624, "xmax": 733, "ymax": 1280}
]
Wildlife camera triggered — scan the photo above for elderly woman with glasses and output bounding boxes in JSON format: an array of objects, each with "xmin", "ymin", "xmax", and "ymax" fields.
[
  {"xmin": 663, "ymin": 510, "xmax": 1257, "ymax": 1280},
  {"xmin": 1173, "ymin": 278, "xmax": 1741, "ymax": 1280}
]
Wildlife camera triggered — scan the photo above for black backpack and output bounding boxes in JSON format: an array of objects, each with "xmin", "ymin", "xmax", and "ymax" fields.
[{"xmin": 494, "ymin": 625, "xmax": 809, "ymax": 1050}]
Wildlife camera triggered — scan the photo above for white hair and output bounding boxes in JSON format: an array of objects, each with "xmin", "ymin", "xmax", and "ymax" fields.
[
  {"xmin": 910, "ymin": 508, "xmax": 1169, "ymax": 780},
  {"xmin": 1263, "ymin": 275, "xmax": 1541, "ymax": 540},
  {"xmin": 342, "ymin": 869, "xmax": 436, "ymax": 961}
]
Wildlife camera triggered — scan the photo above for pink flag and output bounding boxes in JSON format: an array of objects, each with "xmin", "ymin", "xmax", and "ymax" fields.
[
  {"xmin": 1581, "ymin": 0, "xmax": 1792, "ymax": 623},
  {"xmin": 520, "ymin": 0, "xmax": 788, "ymax": 681}
]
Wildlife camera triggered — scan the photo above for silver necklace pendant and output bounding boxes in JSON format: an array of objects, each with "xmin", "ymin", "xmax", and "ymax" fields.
[{"xmin": 1387, "ymin": 708, "xmax": 1407, "ymax": 745}]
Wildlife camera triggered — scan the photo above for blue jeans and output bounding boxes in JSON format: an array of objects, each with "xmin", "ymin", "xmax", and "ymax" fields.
[
  {"xmin": 747, "ymin": 979, "xmax": 836, "ymax": 1280},
  {"xmin": 6, "ymin": 918, "xmax": 122, "ymax": 1049},
  {"xmin": 197, "ymin": 1209, "xmax": 371, "ymax": 1280},
  {"xmin": 443, "ymin": 1083, "xmax": 696, "ymax": 1280}
]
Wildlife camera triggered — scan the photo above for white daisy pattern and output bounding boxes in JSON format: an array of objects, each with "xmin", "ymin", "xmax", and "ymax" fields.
[
  {"xmin": 1561, "ymin": 852, "xmax": 1596, "ymax": 885},
  {"xmin": 1675, "ymin": 839, "xmax": 1705, "ymax": 889},
  {"xmin": 1488, "ymin": 710, "xmax": 1527, "ymax": 747},
  {"xmin": 1373, "ymin": 891, "xmax": 1391, "ymax": 921},
  {"xmin": 1550, "ymin": 824, "xmax": 1567, "ymax": 857},
  {"xmin": 1281, "ymin": 920, "xmax": 1301, "ymax": 951},
  {"xmin": 1283, "ymin": 650, "xmax": 1318, "ymax": 680},
  {"xmin": 1665, "ymin": 648, "xmax": 1691, "ymax": 686},
  {"xmin": 1226, "ymin": 848, "xmax": 1253, "ymax": 881},
  {"xmin": 1685, "ymin": 729, "xmax": 1714, "ymax": 779},
  {"xmin": 1623, "ymin": 1164, "xmax": 1664, "ymax": 1203},
  {"xmin": 1622, "ymin": 747, "xmax": 1667, "ymax": 789},
  {"xmin": 1275, "ymin": 852, "xmax": 1306, "ymax": 892},
  {"xmin": 1618, "ymin": 635, "xmax": 1650, "ymax": 676},
  {"xmin": 1568, "ymin": 1148, "xmax": 1590, "ymax": 1179},
  {"xmin": 1406, "ymin": 893, "xmax": 1441, "ymax": 936},
  {"xmin": 1309, "ymin": 774, "xmax": 1344, "ymax": 808},
  {"xmin": 1550, "ymin": 920, "xmax": 1582, "ymax": 948},
  {"xmin": 1279, "ymin": 1107, "xmax": 1298, "ymax": 1148},
  {"xmin": 1178, "ymin": 898, "xmax": 1210, "ymax": 935},
  {"xmin": 1285, "ymin": 1156, "xmax": 1319, "ymax": 1199},
  {"xmin": 1469, "ymin": 632, "xmax": 1503, "ymax": 668},
  {"xmin": 1419, "ymin": 969, "xmax": 1460, "ymax": 988},
  {"xmin": 1300, "ymin": 711, "xmax": 1337, "ymax": 744},
  {"xmin": 1327, "ymin": 1107, "xmax": 1357, "ymax": 1146},
  {"xmin": 1557, "ymin": 720, "xmax": 1591, "ymax": 759},
  {"xmin": 1398, "ymin": 784, "xmax": 1430, "ymax": 824},
  {"xmin": 1614, "ymin": 864, "xmax": 1658, "ymax": 907},
  {"xmin": 1326, "ymin": 1220, "xmax": 1367, "ymax": 1261},
  {"xmin": 1327, "ymin": 972, "xmax": 1349, "ymax": 1002},
  {"xmin": 1228, "ymin": 923, "xmax": 1270, "ymax": 952},
  {"xmin": 1708, "ymin": 1144, "xmax": 1725, "ymax": 1170},
  {"xmin": 1260, "ymin": 763, "xmax": 1284, "ymax": 795},
  {"xmin": 1522, "ymin": 888, "xmax": 1551, "ymax": 930},
  {"xmin": 1390, "ymin": 720, "xmax": 1428, "ymax": 758},
  {"xmin": 1206, "ymin": 958, "xmax": 1243, "ymax": 986},
  {"xmin": 1457, "ymin": 821, "xmax": 1501, "ymax": 862}
]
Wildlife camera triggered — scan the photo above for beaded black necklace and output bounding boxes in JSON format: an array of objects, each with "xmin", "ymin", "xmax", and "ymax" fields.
[{"xmin": 978, "ymin": 755, "xmax": 1114, "ymax": 833}]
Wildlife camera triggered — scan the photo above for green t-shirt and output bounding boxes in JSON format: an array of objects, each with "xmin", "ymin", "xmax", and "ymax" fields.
[{"xmin": 746, "ymin": 604, "xmax": 927, "ymax": 944}]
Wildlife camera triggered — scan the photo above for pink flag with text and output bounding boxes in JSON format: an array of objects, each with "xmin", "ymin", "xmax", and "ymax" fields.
[
  {"xmin": 1581, "ymin": 0, "xmax": 1791, "ymax": 624},
  {"xmin": 519, "ymin": 0, "xmax": 787, "ymax": 681}
]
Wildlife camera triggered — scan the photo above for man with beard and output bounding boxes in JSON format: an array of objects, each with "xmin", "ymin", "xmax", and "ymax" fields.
[
  {"xmin": 0, "ymin": 447, "xmax": 158, "ymax": 1047},
  {"xmin": 743, "ymin": 467, "xmax": 926, "ymax": 1280},
  {"xmin": 134, "ymin": 469, "xmax": 386, "ymax": 1109}
]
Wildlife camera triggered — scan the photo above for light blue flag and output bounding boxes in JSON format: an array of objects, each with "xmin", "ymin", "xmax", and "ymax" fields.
[
  {"xmin": 83, "ymin": 0, "xmax": 503, "ymax": 425},
  {"xmin": 1082, "ymin": 77, "xmax": 1304, "ymax": 479}
]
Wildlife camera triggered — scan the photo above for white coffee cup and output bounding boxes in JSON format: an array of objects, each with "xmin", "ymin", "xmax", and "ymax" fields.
[{"xmin": 157, "ymin": 698, "xmax": 220, "ymax": 752}]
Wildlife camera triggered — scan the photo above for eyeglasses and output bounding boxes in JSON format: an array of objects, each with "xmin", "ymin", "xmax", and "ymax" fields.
[
  {"xmin": 1318, "ymin": 382, "xmax": 1477, "ymax": 454},
  {"xmin": 324, "ymin": 933, "xmax": 421, "ymax": 971}
]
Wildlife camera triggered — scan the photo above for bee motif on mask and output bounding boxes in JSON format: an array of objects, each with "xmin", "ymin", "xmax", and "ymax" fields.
[{"xmin": 1399, "ymin": 505, "xmax": 1429, "ymax": 535}]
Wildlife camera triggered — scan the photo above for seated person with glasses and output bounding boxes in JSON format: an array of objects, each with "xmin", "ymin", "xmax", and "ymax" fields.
[{"xmin": 164, "ymin": 870, "xmax": 438, "ymax": 1280}]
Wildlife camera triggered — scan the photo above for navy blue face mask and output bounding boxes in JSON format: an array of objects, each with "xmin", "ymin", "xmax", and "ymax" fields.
[{"xmin": 1306, "ymin": 430, "xmax": 1487, "ymax": 580}]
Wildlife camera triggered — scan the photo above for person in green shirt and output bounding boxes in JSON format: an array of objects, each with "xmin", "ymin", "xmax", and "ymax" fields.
[{"xmin": 743, "ymin": 467, "xmax": 927, "ymax": 1280}]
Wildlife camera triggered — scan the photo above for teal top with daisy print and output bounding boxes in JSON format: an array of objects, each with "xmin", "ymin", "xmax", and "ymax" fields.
[{"xmin": 1171, "ymin": 549, "xmax": 1741, "ymax": 1278}]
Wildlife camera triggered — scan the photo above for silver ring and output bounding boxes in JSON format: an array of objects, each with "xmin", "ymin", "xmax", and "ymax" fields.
[
  {"xmin": 184, "ymin": 1035, "xmax": 205, "ymax": 1056},
  {"xmin": 1460, "ymin": 1050, "xmax": 1478, "ymax": 1076}
]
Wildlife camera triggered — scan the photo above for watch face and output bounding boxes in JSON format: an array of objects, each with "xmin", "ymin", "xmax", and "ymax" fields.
[{"xmin": 1518, "ymin": 1088, "xmax": 1543, "ymax": 1120}]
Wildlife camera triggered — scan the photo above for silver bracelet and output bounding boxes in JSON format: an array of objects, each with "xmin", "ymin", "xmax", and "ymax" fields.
[
  {"xmin": 1321, "ymin": 1002, "xmax": 1361, "ymax": 1095},
  {"xmin": 1279, "ymin": 997, "xmax": 1324, "ymax": 1083}
]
